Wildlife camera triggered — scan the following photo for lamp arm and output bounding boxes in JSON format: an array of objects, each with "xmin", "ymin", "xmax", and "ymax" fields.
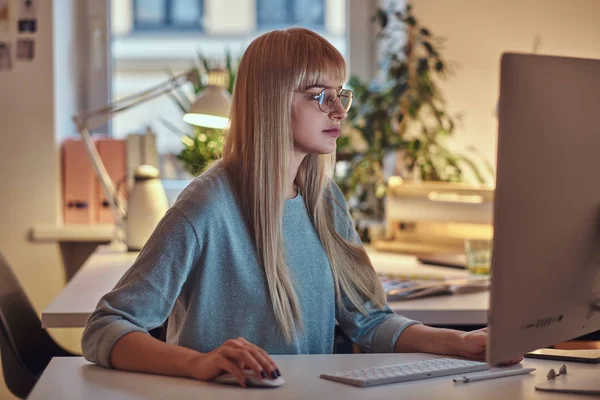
[
  {"xmin": 76, "ymin": 124, "xmax": 127, "ymax": 232},
  {"xmin": 70, "ymin": 69, "xmax": 197, "ymax": 237},
  {"xmin": 79, "ymin": 70, "xmax": 195, "ymax": 125}
]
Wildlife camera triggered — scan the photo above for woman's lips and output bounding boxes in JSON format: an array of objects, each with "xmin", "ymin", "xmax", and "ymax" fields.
[{"xmin": 323, "ymin": 128, "xmax": 340, "ymax": 138}]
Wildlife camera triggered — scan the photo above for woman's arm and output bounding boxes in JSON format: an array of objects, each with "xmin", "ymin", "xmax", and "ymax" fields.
[
  {"xmin": 111, "ymin": 332, "xmax": 281, "ymax": 387},
  {"xmin": 81, "ymin": 208, "xmax": 200, "ymax": 368},
  {"xmin": 111, "ymin": 331, "xmax": 201, "ymax": 378},
  {"xmin": 393, "ymin": 324, "xmax": 479, "ymax": 358},
  {"xmin": 395, "ymin": 325, "xmax": 524, "ymax": 364}
]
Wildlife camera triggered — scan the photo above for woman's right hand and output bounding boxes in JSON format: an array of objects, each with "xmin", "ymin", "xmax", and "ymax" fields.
[{"xmin": 187, "ymin": 337, "xmax": 281, "ymax": 387}]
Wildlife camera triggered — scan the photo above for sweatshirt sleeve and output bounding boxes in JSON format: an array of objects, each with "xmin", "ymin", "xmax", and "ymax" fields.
[
  {"xmin": 326, "ymin": 180, "xmax": 422, "ymax": 353},
  {"xmin": 81, "ymin": 207, "xmax": 200, "ymax": 368}
]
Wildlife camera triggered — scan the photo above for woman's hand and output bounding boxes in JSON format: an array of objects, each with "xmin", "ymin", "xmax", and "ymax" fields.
[
  {"xmin": 187, "ymin": 337, "xmax": 281, "ymax": 387},
  {"xmin": 457, "ymin": 328, "xmax": 523, "ymax": 365}
]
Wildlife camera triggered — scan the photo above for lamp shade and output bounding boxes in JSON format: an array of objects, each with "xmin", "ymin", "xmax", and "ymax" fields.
[{"xmin": 183, "ymin": 69, "xmax": 232, "ymax": 129}]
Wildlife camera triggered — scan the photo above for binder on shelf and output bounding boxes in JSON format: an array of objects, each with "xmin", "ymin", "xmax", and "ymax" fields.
[
  {"xmin": 62, "ymin": 138, "xmax": 97, "ymax": 224},
  {"xmin": 95, "ymin": 137, "xmax": 127, "ymax": 224}
]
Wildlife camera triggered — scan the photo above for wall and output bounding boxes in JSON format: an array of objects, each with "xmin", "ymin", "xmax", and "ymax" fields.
[
  {"xmin": 205, "ymin": 0, "xmax": 255, "ymax": 34},
  {"xmin": 0, "ymin": 0, "xmax": 85, "ymax": 398},
  {"xmin": 411, "ymin": 0, "xmax": 600, "ymax": 175},
  {"xmin": 347, "ymin": 0, "xmax": 381, "ymax": 81}
]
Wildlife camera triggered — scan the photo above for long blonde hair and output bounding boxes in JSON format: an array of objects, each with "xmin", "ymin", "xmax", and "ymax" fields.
[{"xmin": 222, "ymin": 28, "xmax": 386, "ymax": 342}]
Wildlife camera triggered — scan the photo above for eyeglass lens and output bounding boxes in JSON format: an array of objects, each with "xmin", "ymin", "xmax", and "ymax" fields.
[{"xmin": 319, "ymin": 88, "xmax": 352, "ymax": 112}]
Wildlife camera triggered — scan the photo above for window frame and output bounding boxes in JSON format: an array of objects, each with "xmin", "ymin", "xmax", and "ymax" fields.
[
  {"xmin": 132, "ymin": 0, "xmax": 204, "ymax": 31},
  {"xmin": 256, "ymin": 0, "xmax": 325, "ymax": 31}
]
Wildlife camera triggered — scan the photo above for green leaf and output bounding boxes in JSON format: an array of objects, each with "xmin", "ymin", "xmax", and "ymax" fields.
[
  {"xmin": 195, "ymin": 49, "xmax": 211, "ymax": 74},
  {"xmin": 225, "ymin": 48, "xmax": 232, "ymax": 71},
  {"xmin": 457, "ymin": 155, "xmax": 487, "ymax": 184},
  {"xmin": 188, "ymin": 65, "xmax": 204, "ymax": 93},
  {"xmin": 422, "ymin": 42, "xmax": 437, "ymax": 56},
  {"xmin": 435, "ymin": 60, "xmax": 445, "ymax": 72},
  {"xmin": 374, "ymin": 8, "xmax": 389, "ymax": 29},
  {"xmin": 417, "ymin": 58, "xmax": 429, "ymax": 75}
]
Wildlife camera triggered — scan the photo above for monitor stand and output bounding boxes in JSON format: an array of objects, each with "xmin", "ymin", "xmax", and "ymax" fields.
[{"xmin": 535, "ymin": 298, "xmax": 600, "ymax": 395}]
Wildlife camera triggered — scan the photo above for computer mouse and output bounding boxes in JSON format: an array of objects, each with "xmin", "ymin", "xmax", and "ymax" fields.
[{"xmin": 215, "ymin": 369, "xmax": 285, "ymax": 388}]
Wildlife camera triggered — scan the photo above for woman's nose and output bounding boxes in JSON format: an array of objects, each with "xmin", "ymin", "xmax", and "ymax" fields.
[{"xmin": 328, "ymin": 100, "xmax": 348, "ymax": 121}]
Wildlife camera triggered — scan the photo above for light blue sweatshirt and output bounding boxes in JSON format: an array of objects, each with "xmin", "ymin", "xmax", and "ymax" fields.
[{"xmin": 81, "ymin": 162, "xmax": 421, "ymax": 368}]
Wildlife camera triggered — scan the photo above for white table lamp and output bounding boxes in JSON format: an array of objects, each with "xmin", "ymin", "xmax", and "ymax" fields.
[{"xmin": 184, "ymin": 68, "xmax": 232, "ymax": 129}]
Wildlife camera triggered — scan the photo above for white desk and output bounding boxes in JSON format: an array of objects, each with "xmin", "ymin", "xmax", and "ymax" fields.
[
  {"xmin": 30, "ymin": 224, "xmax": 114, "ymax": 281},
  {"xmin": 28, "ymin": 354, "xmax": 598, "ymax": 400},
  {"xmin": 42, "ymin": 246, "xmax": 488, "ymax": 328}
]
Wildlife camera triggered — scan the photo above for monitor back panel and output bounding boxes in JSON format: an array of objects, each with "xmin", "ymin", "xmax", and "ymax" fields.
[{"xmin": 488, "ymin": 53, "xmax": 600, "ymax": 364}]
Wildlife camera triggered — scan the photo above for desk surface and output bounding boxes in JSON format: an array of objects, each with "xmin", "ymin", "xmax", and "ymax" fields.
[
  {"xmin": 30, "ymin": 224, "xmax": 115, "ymax": 242},
  {"xmin": 28, "ymin": 354, "xmax": 598, "ymax": 400},
  {"xmin": 42, "ymin": 246, "xmax": 488, "ymax": 328}
]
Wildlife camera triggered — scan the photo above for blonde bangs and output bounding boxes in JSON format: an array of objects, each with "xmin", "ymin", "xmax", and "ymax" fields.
[
  {"xmin": 287, "ymin": 28, "xmax": 347, "ymax": 89},
  {"xmin": 298, "ymin": 56, "xmax": 346, "ymax": 89}
]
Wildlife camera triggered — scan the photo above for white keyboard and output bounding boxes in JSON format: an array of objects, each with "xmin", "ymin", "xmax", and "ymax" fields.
[{"xmin": 320, "ymin": 358, "xmax": 489, "ymax": 387}]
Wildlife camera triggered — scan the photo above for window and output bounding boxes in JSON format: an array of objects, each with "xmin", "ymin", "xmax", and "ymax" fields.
[
  {"xmin": 113, "ymin": 0, "xmax": 345, "ymax": 180},
  {"xmin": 133, "ymin": 0, "xmax": 204, "ymax": 30},
  {"xmin": 257, "ymin": 0, "xmax": 325, "ymax": 30}
]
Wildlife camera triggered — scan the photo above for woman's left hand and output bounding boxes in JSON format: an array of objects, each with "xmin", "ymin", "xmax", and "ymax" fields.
[{"xmin": 457, "ymin": 327, "xmax": 523, "ymax": 365}]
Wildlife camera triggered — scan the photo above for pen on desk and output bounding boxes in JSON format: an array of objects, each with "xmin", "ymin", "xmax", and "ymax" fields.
[{"xmin": 453, "ymin": 368, "xmax": 536, "ymax": 383}]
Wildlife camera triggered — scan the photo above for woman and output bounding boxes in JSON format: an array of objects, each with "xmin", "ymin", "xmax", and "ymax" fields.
[{"xmin": 82, "ymin": 28, "xmax": 508, "ymax": 387}]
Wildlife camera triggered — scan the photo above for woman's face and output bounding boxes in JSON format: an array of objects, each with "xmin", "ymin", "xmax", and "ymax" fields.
[{"xmin": 291, "ymin": 76, "xmax": 348, "ymax": 157}]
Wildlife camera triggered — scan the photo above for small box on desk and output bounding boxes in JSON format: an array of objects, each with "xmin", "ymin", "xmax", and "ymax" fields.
[{"xmin": 374, "ymin": 177, "xmax": 494, "ymax": 256}]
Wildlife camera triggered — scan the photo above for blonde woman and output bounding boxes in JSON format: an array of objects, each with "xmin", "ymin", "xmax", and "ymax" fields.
[{"xmin": 82, "ymin": 28, "xmax": 515, "ymax": 387}]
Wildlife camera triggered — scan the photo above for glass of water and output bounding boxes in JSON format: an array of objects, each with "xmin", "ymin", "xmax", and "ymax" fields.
[{"xmin": 464, "ymin": 239, "xmax": 493, "ymax": 275}]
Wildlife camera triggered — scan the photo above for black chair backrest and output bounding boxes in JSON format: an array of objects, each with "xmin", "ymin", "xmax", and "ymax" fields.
[
  {"xmin": 0, "ymin": 321, "xmax": 37, "ymax": 399},
  {"xmin": 0, "ymin": 252, "xmax": 71, "ymax": 398}
]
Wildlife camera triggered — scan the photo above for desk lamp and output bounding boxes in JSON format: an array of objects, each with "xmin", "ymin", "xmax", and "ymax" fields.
[{"xmin": 72, "ymin": 68, "xmax": 232, "ymax": 244}]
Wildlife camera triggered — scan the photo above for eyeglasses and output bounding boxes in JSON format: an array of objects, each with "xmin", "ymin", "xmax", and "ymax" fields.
[{"xmin": 295, "ymin": 87, "xmax": 354, "ymax": 113}]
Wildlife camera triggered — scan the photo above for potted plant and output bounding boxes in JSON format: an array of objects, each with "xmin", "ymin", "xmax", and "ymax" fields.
[{"xmin": 335, "ymin": 2, "xmax": 493, "ymax": 242}]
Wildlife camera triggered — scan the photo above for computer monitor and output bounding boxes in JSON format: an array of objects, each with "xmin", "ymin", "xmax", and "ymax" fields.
[{"xmin": 487, "ymin": 53, "xmax": 600, "ymax": 390}]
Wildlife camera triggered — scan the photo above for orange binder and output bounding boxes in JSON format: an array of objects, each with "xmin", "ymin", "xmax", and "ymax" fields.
[
  {"xmin": 62, "ymin": 138, "xmax": 97, "ymax": 224},
  {"xmin": 95, "ymin": 137, "xmax": 127, "ymax": 223}
]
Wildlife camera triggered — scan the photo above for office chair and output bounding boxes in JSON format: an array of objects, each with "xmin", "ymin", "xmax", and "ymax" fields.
[{"xmin": 0, "ymin": 252, "xmax": 76, "ymax": 399}]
